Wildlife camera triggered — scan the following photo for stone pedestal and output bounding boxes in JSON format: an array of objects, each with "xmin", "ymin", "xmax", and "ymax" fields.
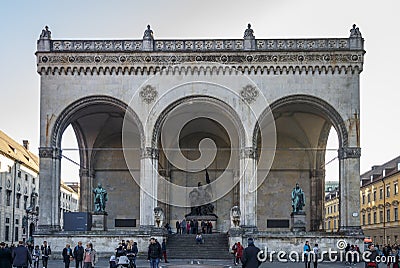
[
  {"xmin": 291, "ymin": 212, "xmax": 306, "ymax": 232},
  {"xmin": 91, "ymin": 213, "xmax": 107, "ymax": 231}
]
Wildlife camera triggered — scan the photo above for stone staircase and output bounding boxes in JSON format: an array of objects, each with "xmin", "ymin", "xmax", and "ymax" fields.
[{"xmin": 166, "ymin": 233, "xmax": 232, "ymax": 259}]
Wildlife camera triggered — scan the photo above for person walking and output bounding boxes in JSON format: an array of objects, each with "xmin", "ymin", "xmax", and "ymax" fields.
[
  {"xmin": 0, "ymin": 241, "xmax": 12, "ymax": 268},
  {"xmin": 83, "ymin": 243, "xmax": 96, "ymax": 268},
  {"xmin": 312, "ymin": 243, "xmax": 319, "ymax": 268},
  {"xmin": 161, "ymin": 239, "xmax": 169, "ymax": 263},
  {"xmin": 241, "ymin": 238, "xmax": 261, "ymax": 268},
  {"xmin": 62, "ymin": 244, "xmax": 73, "ymax": 268},
  {"xmin": 181, "ymin": 219, "xmax": 186, "ymax": 235},
  {"xmin": 73, "ymin": 241, "xmax": 84, "ymax": 268},
  {"xmin": 147, "ymin": 237, "xmax": 162, "ymax": 268},
  {"xmin": 41, "ymin": 240, "xmax": 51, "ymax": 268},
  {"xmin": 231, "ymin": 242, "xmax": 238, "ymax": 265},
  {"xmin": 12, "ymin": 241, "xmax": 32, "ymax": 268},
  {"xmin": 303, "ymin": 241, "xmax": 311, "ymax": 268},
  {"xmin": 175, "ymin": 220, "xmax": 181, "ymax": 234},
  {"xmin": 126, "ymin": 241, "xmax": 138, "ymax": 268},
  {"xmin": 235, "ymin": 242, "xmax": 244, "ymax": 266},
  {"xmin": 32, "ymin": 245, "xmax": 41, "ymax": 268}
]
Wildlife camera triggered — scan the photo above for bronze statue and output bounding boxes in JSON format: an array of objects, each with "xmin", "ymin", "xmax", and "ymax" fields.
[
  {"xmin": 291, "ymin": 182, "xmax": 305, "ymax": 213},
  {"xmin": 93, "ymin": 183, "xmax": 108, "ymax": 213}
]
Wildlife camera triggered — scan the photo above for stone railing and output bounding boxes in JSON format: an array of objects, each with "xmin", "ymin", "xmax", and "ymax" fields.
[{"xmin": 45, "ymin": 38, "xmax": 362, "ymax": 52}]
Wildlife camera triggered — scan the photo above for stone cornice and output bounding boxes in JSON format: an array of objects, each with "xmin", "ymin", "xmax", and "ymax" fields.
[
  {"xmin": 39, "ymin": 147, "xmax": 62, "ymax": 160},
  {"xmin": 36, "ymin": 51, "xmax": 364, "ymax": 75}
]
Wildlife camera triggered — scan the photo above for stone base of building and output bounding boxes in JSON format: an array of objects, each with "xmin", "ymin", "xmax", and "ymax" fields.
[{"xmin": 92, "ymin": 213, "xmax": 108, "ymax": 231}]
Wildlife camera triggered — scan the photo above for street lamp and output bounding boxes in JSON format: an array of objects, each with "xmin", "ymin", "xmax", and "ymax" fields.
[{"xmin": 382, "ymin": 178, "xmax": 386, "ymax": 246}]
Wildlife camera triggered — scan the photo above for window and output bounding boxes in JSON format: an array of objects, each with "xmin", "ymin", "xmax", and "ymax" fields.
[
  {"xmin": 7, "ymin": 166, "xmax": 11, "ymax": 173},
  {"xmin": 380, "ymin": 188, "xmax": 383, "ymax": 199},
  {"xmin": 395, "ymin": 207, "xmax": 398, "ymax": 221},
  {"xmin": 395, "ymin": 183, "xmax": 399, "ymax": 195},
  {"xmin": 373, "ymin": 212, "xmax": 377, "ymax": 224},
  {"xmin": 362, "ymin": 194, "xmax": 365, "ymax": 204},
  {"xmin": 328, "ymin": 221, "xmax": 331, "ymax": 229},
  {"xmin": 17, "ymin": 170, "xmax": 21, "ymax": 178},
  {"xmin": 6, "ymin": 190, "xmax": 11, "ymax": 206},
  {"xmin": 25, "ymin": 174, "xmax": 28, "ymax": 181},
  {"xmin": 32, "ymin": 177, "xmax": 35, "ymax": 184},
  {"xmin": 334, "ymin": 219, "xmax": 337, "ymax": 230},
  {"xmin": 367, "ymin": 193, "xmax": 371, "ymax": 203},
  {"xmin": 387, "ymin": 185, "xmax": 390, "ymax": 198},
  {"xmin": 16, "ymin": 194, "xmax": 20, "ymax": 209},
  {"xmin": 15, "ymin": 219, "xmax": 19, "ymax": 225},
  {"xmin": 368, "ymin": 213, "xmax": 371, "ymax": 224},
  {"xmin": 334, "ymin": 205, "xmax": 336, "ymax": 213},
  {"xmin": 373, "ymin": 190, "xmax": 377, "ymax": 201},
  {"xmin": 380, "ymin": 210, "xmax": 384, "ymax": 223},
  {"xmin": 23, "ymin": 196, "xmax": 28, "ymax": 210},
  {"xmin": 387, "ymin": 209, "xmax": 391, "ymax": 222},
  {"xmin": 362, "ymin": 214, "xmax": 366, "ymax": 225},
  {"xmin": 5, "ymin": 226, "xmax": 9, "ymax": 241},
  {"xmin": 5, "ymin": 218, "xmax": 10, "ymax": 224}
]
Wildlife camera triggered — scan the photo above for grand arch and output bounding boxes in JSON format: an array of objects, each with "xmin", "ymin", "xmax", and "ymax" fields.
[{"xmin": 36, "ymin": 24, "xmax": 364, "ymax": 239}]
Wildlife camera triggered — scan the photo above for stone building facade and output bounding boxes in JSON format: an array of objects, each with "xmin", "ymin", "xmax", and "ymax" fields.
[
  {"xmin": 325, "ymin": 187, "xmax": 339, "ymax": 232},
  {"xmin": 360, "ymin": 156, "xmax": 400, "ymax": 246},
  {"xmin": 0, "ymin": 130, "xmax": 39, "ymax": 243},
  {"xmin": 35, "ymin": 24, "xmax": 364, "ymax": 252}
]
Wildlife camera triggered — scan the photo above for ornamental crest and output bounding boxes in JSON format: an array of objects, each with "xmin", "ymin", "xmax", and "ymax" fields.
[
  {"xmin": 139, "ymin": 85, "xmax": 158, "ymax": 104},
  {"xmin": 240, "ymin": 85, "xmax": 259, "ymax": 104}
]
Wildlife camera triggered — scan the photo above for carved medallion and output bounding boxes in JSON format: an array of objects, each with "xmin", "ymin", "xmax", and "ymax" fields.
[
  {"xmin": 139, "ymin": 85, "xmax": 158, "ymax": 104},
  {"xmin": 240, "ymin": 85, "xmax": 259, "ymax": 104}
]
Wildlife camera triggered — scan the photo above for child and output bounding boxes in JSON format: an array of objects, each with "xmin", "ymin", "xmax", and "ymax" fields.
[
  {"xmin": 32, "ymin": 245, "xmax": 41, "ymax": 268},
  {"xmin": 109, "ymin": 255, "xmax": 117, "ymax": 268}
]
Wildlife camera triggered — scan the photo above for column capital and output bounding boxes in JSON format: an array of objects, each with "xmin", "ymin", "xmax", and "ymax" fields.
[
  {"xmin": 338, "ymin": 147, "xmax": 361, "ymax": 160},
  {"xmin": 38, "ymin": 147, "xmax": 62, "ymax": 159},
  {"xmin": 141, "ymin": 147, "xmax": 159, "ymax": 159},
  {"xmin": 240, "ymin": 147, "xmax": 257, "ymax": 159},
  {"xmin": 79, "ymin": 168, "xmax": 95, "ymax": 177}
]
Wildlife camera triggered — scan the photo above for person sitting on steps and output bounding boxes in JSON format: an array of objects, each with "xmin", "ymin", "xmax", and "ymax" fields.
[{"xmin": 195, "ymin": 233, "xmax": 203, "ymax": 244}]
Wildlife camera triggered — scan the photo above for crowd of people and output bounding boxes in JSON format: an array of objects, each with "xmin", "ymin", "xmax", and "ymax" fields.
[
  {"xmin": 231, "ymin": 238, "xmax": 262, "ymax": 267},
  {"xmin": 365, "ymin": 243, "xmax": 400, "ymax": 267},
  {"xmin": 0, "ymin": 240, "xmax": 96, "ymax": 268},
  {"xmin": 175, "ymin": 219, "xmax": 213, "ymax": 234}
]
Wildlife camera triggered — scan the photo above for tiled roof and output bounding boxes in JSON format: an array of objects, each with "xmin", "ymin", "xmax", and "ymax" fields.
[
  {"xmin": 360, "ymin": 155, "xmax": 400, "ymax": 187},
  {"xmin": 0, "ymin": 130, "xmax": 39, "ymax": 173}
]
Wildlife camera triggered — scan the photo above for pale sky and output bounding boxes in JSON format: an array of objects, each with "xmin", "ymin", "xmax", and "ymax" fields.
[{"xmin": 0, "ymin": 0, "xmax": 399, "ymax": 182}]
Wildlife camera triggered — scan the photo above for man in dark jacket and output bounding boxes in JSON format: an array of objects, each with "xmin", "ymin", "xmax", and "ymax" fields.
[
  {"xmin": 62, "ymin": 244, "xmax": 73, "ymax": 268},
  {"xmin": 147, "ymin": 238, "xmax": 162, "ymax": 268},
  {"xmin": 0, "ymin": 242, "xmax": 12, "ymax": 268},
  {"xmin": 41, "ymin": 241, "xmax": 51, "ymax": 268},
  {"xmin": 241, "ymin": 238, "xmax": 261, "ymax": 268},
  {"xmin": 73, "ymin": 241, "xmax": 84, "ymax": 268},
  {"xmin": 12, "ymin": 241, "xmax": 32, "ymax": 268}
]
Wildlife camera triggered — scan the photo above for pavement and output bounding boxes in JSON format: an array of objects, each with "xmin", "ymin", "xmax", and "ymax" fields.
[{"xmin": 46, "ymin": 258, "xmax": 366, "ymax": 268}]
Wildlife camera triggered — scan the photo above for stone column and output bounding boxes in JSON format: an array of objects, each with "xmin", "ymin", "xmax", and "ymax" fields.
[
  {"xmin": 338, "ymin": 147, "xmax": 362, "ymax": 233},
  {"xmin": 37, "ymin": 147, "xmax": 61, "ymax": 232},
  {"xmin": 239, "ymin": 147, "xmax": 257, "ymax": 229},
  {"xmin": 79, "ymin": 168, "xmax": 94, "ymax": 212},
  {"xmin": 310, "ymin": 169, "xmax": 325, "ymax": 231},
  {"xmin": 139, "ymin": 147, "xmax": 159, "ymax": 228}
]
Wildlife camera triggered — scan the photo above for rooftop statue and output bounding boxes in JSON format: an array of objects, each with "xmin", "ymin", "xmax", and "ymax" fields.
[
  {"xmin": 40, "ymin": 26, "xmax": 51, "ymax": 39},
  {"xmin": 143, "ymin": 25, "xmax": 154, "ymax": 40},
  {"xmin": 350, "ymin": 24, "xmax": 362, "ymax": 38},
  {"xmin": 243, "ymin": 23, "xmax": 255, "ymax": 39}
]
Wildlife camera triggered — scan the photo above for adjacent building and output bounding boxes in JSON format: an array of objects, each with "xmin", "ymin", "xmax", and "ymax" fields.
[
  {"xmin": 60, "ymin": 181, "xmax": 79, "ymax": 229},
  {"xmin": 325, "ymin": 187, "xmax": 339, "ymax": 232},
  {"xmin": 0, "ymin": 130, "xmax": 39, "ymax": 243},
  {"xmin": 360, "ymin": 156, "xmax": 400, "ymax": 246}
]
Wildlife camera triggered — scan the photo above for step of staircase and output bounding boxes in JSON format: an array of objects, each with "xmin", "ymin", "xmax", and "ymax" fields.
[{"xmin": 166, "ymin": 233, "xmax": 232, "ymax": 259}]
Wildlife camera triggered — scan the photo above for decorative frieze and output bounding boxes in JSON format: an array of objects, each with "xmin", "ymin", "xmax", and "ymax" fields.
[
  {"xmin": 338, "ymin": 147, "xmax": 361, "ymax": 160},
  {"xmin": 39, "ymin": 147, "xmax": 62, "ymax": 159}
]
